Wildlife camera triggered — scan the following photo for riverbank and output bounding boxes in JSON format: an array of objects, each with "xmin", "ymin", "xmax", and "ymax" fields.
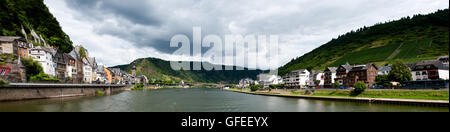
[
  {"xmin": 0, "ymin": 83, "xmax": 129, "ymax": 101},
  {"xmin": 227, "ymin": 89, "xmax": 449, "ymax": 107}
]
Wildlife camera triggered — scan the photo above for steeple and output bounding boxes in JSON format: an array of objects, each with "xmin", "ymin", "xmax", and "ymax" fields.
[{"xmin": 132, "ymin": 63, "xmax": 136, "ymax": 77}]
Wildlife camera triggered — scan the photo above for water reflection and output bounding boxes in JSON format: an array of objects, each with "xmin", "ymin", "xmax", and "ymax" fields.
[{"xmin": 0, "ymin": 88, "xmax": 448, "ymax": 112}]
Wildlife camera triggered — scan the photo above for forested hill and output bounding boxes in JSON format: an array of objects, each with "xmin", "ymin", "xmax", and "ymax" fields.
[
  {"xmin": 111, "ymin": 57, "xmax": 264, "ymax": 84},
  {"xmin": 0, "ymin": 0, "xmax": 73, "ymax": 53},
  {"xmin": 279, "ymin": 9, "xmax": 449, "ymax": 76}
]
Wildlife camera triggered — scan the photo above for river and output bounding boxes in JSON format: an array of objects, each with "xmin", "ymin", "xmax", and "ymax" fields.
[{"xmin": 0, "ymin": 88, "xmax": 448, "ymax": 112}]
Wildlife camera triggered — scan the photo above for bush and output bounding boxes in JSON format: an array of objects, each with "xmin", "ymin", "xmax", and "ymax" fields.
[
  {"xmin": 250, "ymin": 84, "xmax": 262, "ymax": 92},
  {"xmin": 95, "ymin": 90, "xmax": 105, "ymax": 96},
  {"xmin": 132, "ymin": 83, "xmax": 145, "ymax": 90},
  {"xmin": 0, "ymin": 78, "xmax": 10, "ymax": 86},
  {"xmin": 376, "ymin": 75, "xmax": 391, "ymax": 88},
  {"xmin": 333, "ymin": 82, "xmax": 341, "ymax": 89},
  {"xmin": 269, "ymin": 84, "xmax": 284, "ymax": 89},
  {"xmin": 388, "ymin": 61, "xmax": 413, "ymax": 83},
  {"xmin": 30, "ymin": 73, "xmax": 60, "ymax": 83},
  {"xmin": 351, "ymin": 82, "xmax": 367, "ymax": 96},
  {"xmin": 21, "ymin": 57, "xmax": 44, "ymax": 80}
]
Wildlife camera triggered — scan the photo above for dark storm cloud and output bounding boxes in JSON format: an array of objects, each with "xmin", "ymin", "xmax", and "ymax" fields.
[
  {"xmin": 48, "ymin": 0, "xmax": 449, "ymax": 68},
  {"xmin": 65, "ymin": 0, "xmax": 161, "ymax": 26}
]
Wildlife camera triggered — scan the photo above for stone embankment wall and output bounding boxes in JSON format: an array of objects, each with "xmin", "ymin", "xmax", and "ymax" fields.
[{"xmin": 0, "ymin": 83, "xmax": 128, "ymax": 101}]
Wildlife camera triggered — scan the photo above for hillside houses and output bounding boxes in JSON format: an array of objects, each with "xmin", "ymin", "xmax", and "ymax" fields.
[
  {"xmin": 309, "ymin": 70, "xmax": 325, "ymax": 88},
  {"xmin": 335, "ymin": 63, "xmax": 353, "ymax": 86},
  {"xmin": 257, "ymin": 74, "xmax": 283, "ymax": 86},
  {"xmin": 283, "ymin": 69, "xmax": 310, "ymax": 89},
  {"xmin": 410, "ymin": 59, "xmax": 449, "ymax": 81},
  {"xmin": 30, "ymin": 46, "xmax": 56, "ymax": 77},
  {"xmin": 1, "ymin": 36, "xmax": 122, "ymax": 84},
  {"xmin": 344, "ymin": 64, "xmax": 378, "ymax": 87},
  {"xmin": 324, "ymin": 67, "xmax": 337, "ymax": 88}
]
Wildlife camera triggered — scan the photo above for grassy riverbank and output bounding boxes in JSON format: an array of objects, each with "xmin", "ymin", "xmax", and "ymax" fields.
[{"xmin": 229, "ymin": 89, "xmax": 449, "ymax": 100}]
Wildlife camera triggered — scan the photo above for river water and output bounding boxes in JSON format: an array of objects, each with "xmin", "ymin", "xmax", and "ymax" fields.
[{"xmin": 0, "ymin": 88, "xmax": 448, "ymax": 112}]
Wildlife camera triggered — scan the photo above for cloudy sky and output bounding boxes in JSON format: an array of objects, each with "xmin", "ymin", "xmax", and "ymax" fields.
[{"xmin": 44, "ymin": 0, "xmax": 448, "ymax": 69}]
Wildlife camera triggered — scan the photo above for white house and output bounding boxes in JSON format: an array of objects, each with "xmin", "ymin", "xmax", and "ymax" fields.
[
  {"xmin": 238, "ymin": 78, "xmax": 254, "ymax": 88},
  {"xmin": 411, "ymin": 60, "xmax": 449, "ymax": 81},
  {"xmin": 257, "ymin": 74, "xmax": 283, "ymax": 86},
  {"xmin": 88, "ymin": 57, "xmax": 97, "ymax": 82},
  {"xmin": 377, "ymin": 66, "xmax": 392, "ymax": 75},
  {"xmin": 324, "ymin": 67, "xmax": 337, "ymax": 88},
  {"xmin": 82, "ymin": 57, "xmax": 93, "ymax": 84},
  {"xmin": 283, "ymin": 69, "xmax": 310, "ymax": 89},
  {"xmin": 95, "ymin": 65, "xmax": 107, "ymax": 83},
  {"xmin": 65, "ymin": 54, "xmax": 76, "ymax": 78},
  {"xmin": 30, "ymin": 46, "xmax": 56, "ymax": 77},
  {"xmin": 309, "ymin": 71, "xmax": 324, "ymax": 87}
]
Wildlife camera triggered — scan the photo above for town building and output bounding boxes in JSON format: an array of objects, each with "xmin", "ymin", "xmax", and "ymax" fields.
[
  {"xmin": 283, "ymin": 69, "xmax": 310, "ymax": 89},
  {"xmin": 65, "ymin": 54, "xmax": 76, "ymax": 79},
  {"xmin": 53, "ymin": 52, "xmax": 69, "ymax": 81},
  {"xmin": 30, "ymin": 46, "xmax": 56, "ymax": 77},
  {"xmin": 335, "ymin": 63, "xmax": 353, "ymax": 86},
  {"xmin": 324, "ymin": 67, "xmax": 337, "ymax": 88},
  {"xmin": 94, "ymin": 65, "xmax": 107, "ymax": 84},
  {"xmin": 344, "ymin": 64, "xmax": 378, "ymax": 87},
  {"xmin": 377, "ymin": 65, "xmax": 392, "ymax": 75},
  {"xmin": 257, "ymin": 74, "xmax": 283, "ymax": 86},
  {"xmin": 308, "ymin": 70, "xmax": 324, "ymax": 88},
  {"xmin": 437, "ymin": 56, "xmax": 449, "ymax": 65},
  {"xmin": 411, "ymin": 60, "xmax": 449, "ymax": 81},
  {"xmin": 82, "ymin": 57, "xmax": 93, "ymax": 84},
  {"xmin": 69, "ymin": 49, "xmax": 84, "ymax": 84},
  {"xmin": 0, "ymin": 36, "xmax": 25, "ymax": 55},
  {"xmin": 136, "ymin": 75, "xmax": 149, "ymax": 84},
  {"xmin": 238, "ymin": 78, "xmax": 254, "ymax": 88},
  {"xmin": 88, "ymin": 57, "xmax": 97, "ymax": 83}
]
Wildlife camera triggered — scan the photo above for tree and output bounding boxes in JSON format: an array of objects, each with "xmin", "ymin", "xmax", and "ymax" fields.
[
  {"xmin": 351, "ymin": 82, "xmax": 367, "ymax": 96},
  {"xmin": 388, "ymin": 61, "xmax": 413, "ymax": 84},
  {"xmin": 78, "ymin": 46, "xmax": 87, "ymax": 59},
  {"xmin": 376, "ymin": 75, "xmax": 390, "ymax": 88},
  {"xmin": 250, "ymin": 84, "xmax": 262, "ymax": 92},
  {"xmin": 21, "ymin": 57, "xmax": 43, "ymax": 80},
  {"xmin": 333, "ymin": 82, "xmax": 341, "ymax": 90},
  {"xmin": 0, "ymin": 78, "xmax": 10, "ymax": 86}
]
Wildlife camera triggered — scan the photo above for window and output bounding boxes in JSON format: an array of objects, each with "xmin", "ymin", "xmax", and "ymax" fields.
[{"xmin": 416, "ymin": 72, "xmax": 421, "ymax": 76}]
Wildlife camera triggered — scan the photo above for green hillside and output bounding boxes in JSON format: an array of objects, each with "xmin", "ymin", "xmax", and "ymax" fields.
[
  {"xmin": 279, "ymin": 9, "xmax": 449, "ymax": 75},
  {"xmin": 0, "ymin": 0, "xmax": 73, "ymax": 53},
  {"xmin": 112, "ymin": 57, "xmax": 264, "ymax": 84}
]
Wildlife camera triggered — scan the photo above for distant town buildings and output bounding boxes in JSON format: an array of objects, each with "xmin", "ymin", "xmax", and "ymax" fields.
[
  {"xmin": 335, "ymin": 63, "xmax": 353, "ymax": 86},
  {"xmin": 257, "ymin": 74, "xmax": 283, "ymax": 87},
  {"xmin": 324, "ymin": 67, "xmax": 337, "ymax": 88},
  {"xmin": 238, "ymin": 78, "xmax": 254, "ymax": 88},
  {"xmin": 283, "ymin": 69, "xmax": 310, "ymax": 89},
  {"xmin": 1, "ymin": 35, "xmax": 149, "ymax": 85},
  {"xmin": 30, "ymin": 46, "xmax": 56, "ymax": 77},
  {"xmin": 377, "ymin": 65, "xmax": 392, "ymax": 75},
  {"xmin": 344, "ymin": 64, "xmax": 378, "ymax": 87},
  {"xmin": 309, "ymin": 70, "xmax": 325, "ymax": 88},
  {"xmin": 410, "ymin": 59, "xmax": 449, "ymax": 81}
]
